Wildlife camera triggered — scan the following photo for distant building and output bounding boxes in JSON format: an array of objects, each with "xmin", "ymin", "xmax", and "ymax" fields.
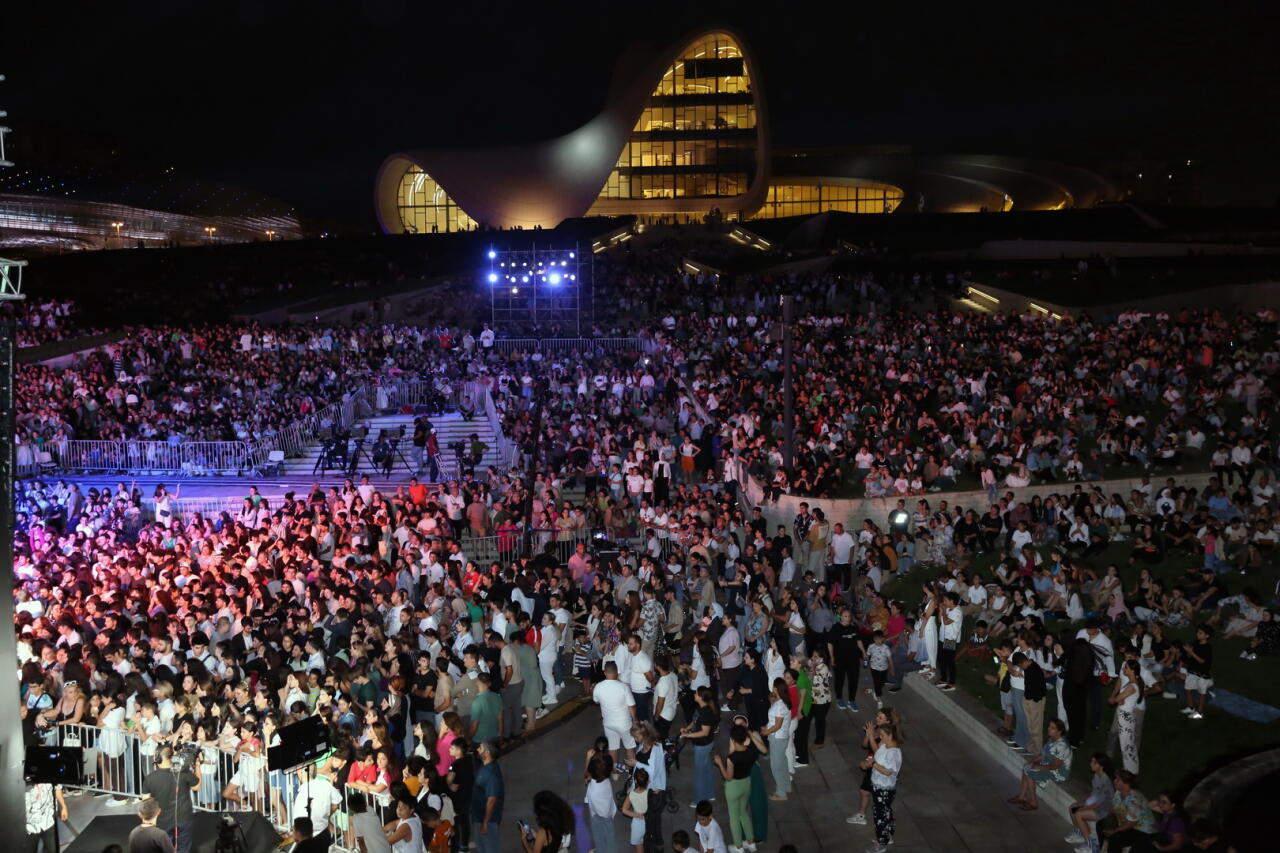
[
  {"xmin": 0, "ymin": 162, "xmax": 302, "ymax": 253},
  {"xmin": 375, "ymin": 28, "xmax": 1120, "ymax": 232}
]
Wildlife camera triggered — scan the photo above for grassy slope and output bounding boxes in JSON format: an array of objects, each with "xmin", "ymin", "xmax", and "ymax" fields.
[{"xmin": 881, "ymin": 540, "xmax": 1280, "ymax": 796}]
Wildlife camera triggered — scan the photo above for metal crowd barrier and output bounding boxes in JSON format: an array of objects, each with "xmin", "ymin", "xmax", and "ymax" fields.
[
  {"xmin": 46, "ymin": 722, "xmax": 371, "ymax": 850},
  {"xmin": 54, "ymin": 440, "xmax": 250, "ymax": 476},
  {"xmin": 457, "ymin": 526, "xmax": 661, "ymax": 564}
]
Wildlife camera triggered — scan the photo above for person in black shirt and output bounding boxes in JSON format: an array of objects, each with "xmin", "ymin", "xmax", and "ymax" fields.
[
  {"xmin": 1012, "ymin": 651, "xmax": 1047, "ymax": 756},
  {"xmin": 738, "ymin": 649, "xmax": 770, "ymax": 730},
  {"xmin": 289, "ymin": 817, "xmax": 329, "ymax": 853},
  {"xmin": 1164, "ymin": 512, "xmax": 1196, "ymax": 555},
  {"xmin": 128, "ymin": 797, "xmax": 174, "ymax": 853},
  {"xmin": 954, "ymin": 511, "xmax": 981, "ymax": 554},
  {"xmin": 680, "ymin": 687, "xmax": 719, "ymax": 806},
  {"xmin": 140, "ymin": 746, "xmax": 200, "ymax": 853},
  {"xmin": 1184, "ymin": 624, "xmax": 1214, "ymax": 720},
  {"xmin": 978, "ymin": 507, "xmax": 1004, "ymax": 553},
  {"xmin": 831, "ymin": 608, "xmax": 866, "ymax": 711},
  {"xmin": 446, "ymin": 738, "xmax": 475, "ymax": 852},
  {"xmin": 712, "ymin": 723, "xmax": 768, "ymax": 850}
]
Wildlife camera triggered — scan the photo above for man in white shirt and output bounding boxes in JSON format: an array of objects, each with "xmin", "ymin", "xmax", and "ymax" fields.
[
  {"xmin": 292, "ymin": 755, "xmax": 346, "ymax": 842},
  {"xmin": 591, "ymin": 661, "xmax": 636, "ymax": 762},
  {"xmin": 620, "ymin": 634, "xmax": 655, "ymax": 721},
  {"xmin": 652, "ymin": 656, "xmax": 680, "ymax": 739},
  {"xmin": 828, "ymin": 522, "xmax": 857, "ymax": 590},
  {"xmin": 1076, "ymin": 620, "xmax": 1116, "ymax": 731}
]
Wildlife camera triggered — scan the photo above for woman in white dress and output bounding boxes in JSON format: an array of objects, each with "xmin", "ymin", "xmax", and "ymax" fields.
[
  {"xmin": 918, "ymin": 586, "xmax": 939, "ymax": 676},
  {"xmin": 1109, "ymin": 659, "xmax": 1143, "ymax": 773}
]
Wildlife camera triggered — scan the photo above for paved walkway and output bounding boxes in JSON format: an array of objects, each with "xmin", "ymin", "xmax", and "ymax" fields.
[
  {"xmin": 59, "ymin": 671, "xmax": 1072, "ymax": 852},
  {"xmin": 502, "ymin": 672, "xmax": 1074, "ymax": 853}
]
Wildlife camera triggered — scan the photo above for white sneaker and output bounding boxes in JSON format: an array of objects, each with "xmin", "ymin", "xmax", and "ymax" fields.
[
  {"xmin": 728, "ymin": 846, "xmax": 744, "ymax": 853},
  {"xmin": 1180, "ymin": 707, "xmax": 1194, "ymax": 715},
  {"xmin": 1064, "ymin": 833, "xmax": 1085, "ymax": 845},
  {"xmin": 846, "ymin": 813, "xmax": 868, "ymax": 825},
  {"xmin": 865, "ymin": 843, "xmax": 887, "ymax": 853},
  {"xmin": 1241, "ymin": 650, "xmax": 1252, "ymax": 660},
  {"xmin": 1161, "ymin": 691, "xmax": 1177, "ymax": 699},
  {"xmin": 1190, "ymin": 711, "xmax": 1204, "ymax": 720},
  {"xmin": 535, "ymin": 707, "xmax": 549, "ymax": 719},
  {"xmin": 1074, "ymin": 846, "xmax": 1093, "ymax": 853},
  {"xmin": 743, "ymin": 843, "xmax": 758, "ymax": 853}
]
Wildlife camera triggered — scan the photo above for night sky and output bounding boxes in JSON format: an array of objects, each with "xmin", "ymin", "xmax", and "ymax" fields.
[{"xmin": 4, "ymin": 0, "xmax": 1277, "ymax": 231}]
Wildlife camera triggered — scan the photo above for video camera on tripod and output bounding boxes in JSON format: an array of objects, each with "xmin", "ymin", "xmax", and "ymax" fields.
[{"xmin": 313, "ymin": 429, "xmax": 349, "ymax": 475}]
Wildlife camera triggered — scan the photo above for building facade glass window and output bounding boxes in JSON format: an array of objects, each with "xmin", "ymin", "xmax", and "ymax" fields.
[
  {"xmin": 749, "ymin": 180, "xmax": 904, "ymax": 219},
  {"xmin": 592, "ymin": 33, "xmax": 758, "ymax": 210},
  {"xmin": 396, "ymin": 166, "xmax": 476, "ymax": 234}
]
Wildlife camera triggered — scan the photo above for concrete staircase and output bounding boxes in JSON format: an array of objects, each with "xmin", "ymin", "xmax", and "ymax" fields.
[{"xmin": 278, "ymin": 412, "xmax": 507, "ymax": 483}]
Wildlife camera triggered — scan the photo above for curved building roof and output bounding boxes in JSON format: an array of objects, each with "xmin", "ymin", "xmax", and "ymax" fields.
[
  {"xmin": 376, "ymin": 30, "xmax": 1121, "ymax": 231},
  {"xmin": 376, "ymin": 28, "xmax": 769, "ymax": 231},
  {"xmin": 771, "ymin": 152, "xmax": 1118, "ymax": 212}
]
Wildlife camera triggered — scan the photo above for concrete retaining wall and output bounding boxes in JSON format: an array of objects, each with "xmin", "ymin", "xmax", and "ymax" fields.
[
  {"xmin": 903, "ymin": 674, "xmax": 1084, "ymax": 825},
  {"xmin": 749, "ymin": 470, "xmax": 1216, "ymax": 534}
]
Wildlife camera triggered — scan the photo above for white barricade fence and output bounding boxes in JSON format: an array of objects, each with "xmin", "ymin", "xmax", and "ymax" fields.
[
  {"xmin": 53, "ymin": 440, "xmax": 250, "ymax": 475},
  {"xmin": 47, "ymin": 722, "xmax": 312, "ymax": 838}
]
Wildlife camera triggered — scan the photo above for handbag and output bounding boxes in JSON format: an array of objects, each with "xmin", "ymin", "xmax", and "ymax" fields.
[{"xmin": 942, "ymin": 639, "xmax": 957, "ymax": 651}]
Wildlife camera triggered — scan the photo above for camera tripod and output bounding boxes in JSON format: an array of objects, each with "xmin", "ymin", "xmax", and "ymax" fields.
[
  {"xmin": 347, "ymin": 431, "xmax": 416, "ymax": 479},
  {"xmin": 312, "ymin": 434, "xmax": 349, "ymax": 476}
]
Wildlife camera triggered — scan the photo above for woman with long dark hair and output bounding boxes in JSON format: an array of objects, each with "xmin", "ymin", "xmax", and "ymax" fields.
[{"xmin": 521, "ymin": 789, "xmax": 575, "ymax": 853}]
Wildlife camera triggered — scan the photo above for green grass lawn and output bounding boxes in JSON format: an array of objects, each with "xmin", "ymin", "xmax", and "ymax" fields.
[{"xmin": 881, "ymin": 540, "xmax": 1280, "ymax": 796}]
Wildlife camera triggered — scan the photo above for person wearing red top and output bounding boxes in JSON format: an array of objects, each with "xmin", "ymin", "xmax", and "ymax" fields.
[
  {"xmin": 346, "ymin": 748, "xmax": 380, "ymax": 789},
  {"xmin": 462, "ymin": 567, "xmax": 484, "ymax": 597}
]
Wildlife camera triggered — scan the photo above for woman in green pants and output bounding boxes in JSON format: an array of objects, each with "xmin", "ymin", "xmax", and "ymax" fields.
[{"xmin": 713, "ymin": 722, "xmax": 769, "ymax": 853}]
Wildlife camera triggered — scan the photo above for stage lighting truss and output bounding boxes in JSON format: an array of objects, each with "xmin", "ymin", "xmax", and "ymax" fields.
[{"xmin": 484, "ymin": 242, "xmax": 588, "ymax": 334}]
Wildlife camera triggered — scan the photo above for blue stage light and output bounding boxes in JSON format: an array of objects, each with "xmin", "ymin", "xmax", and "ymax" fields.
[
  {"xmin": 487, "ymin": 250, "xmax": 496, "ymax": 259},
  {"xmin": 488, "ymin": 273, "xmax": 498, "ymax": 283},
  {"xmin": 549, "ymin": 273, "xmax": 562, "ymax": 285}
]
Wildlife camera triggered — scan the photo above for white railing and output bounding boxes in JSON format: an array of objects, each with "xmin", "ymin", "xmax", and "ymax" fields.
[
  {"xmin": 488, "ymin": 336, "xmax": 643, "ymax": 356},
  {"xmin": 490, "ymin": 338, "xmax": 541, "ymax": 355},
  {"xmin": 43, "ymin": 721, "xmax": 372, "ymax": 850},
  {"xmin": 146, "ymin": 493, "xmax": 292, "ymax": 522},
  {"xmin": 52, "ymin": 440, "xmax": 251, "ymax": 476}
]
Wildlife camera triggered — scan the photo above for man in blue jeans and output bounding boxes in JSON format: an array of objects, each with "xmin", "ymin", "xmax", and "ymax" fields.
[{"xmin": 472, "ymin": 740, "xmax": 505, "ymax": 853}]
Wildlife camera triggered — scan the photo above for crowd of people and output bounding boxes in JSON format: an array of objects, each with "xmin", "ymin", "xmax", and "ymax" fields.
[
  {"xmin": 4, "ymin": 297, "xmax": 105, "ymax": 348},
  {"xmin": 15, "ymin": 272, "xmax": 1278, "ymax": 509},
  {"xmin": 12, "ymin": 257, "xmax": 1276, "ymax": 853},
  {"xmin": 16, "ymin": 456, "xmax": 1271, "ymax": 852}
]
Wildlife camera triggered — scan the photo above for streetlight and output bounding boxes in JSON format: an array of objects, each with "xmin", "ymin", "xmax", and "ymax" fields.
[
  {"xmin": 204, "ymin": 226, "xmax": 217, "ymax": 243},
  {"xmin": 110, "ymin": 221, "xmax": 123, "ymax": 247},
  {"xmin": 264, "ymin": 230, "xmax": 276, "ymax": 241}
]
